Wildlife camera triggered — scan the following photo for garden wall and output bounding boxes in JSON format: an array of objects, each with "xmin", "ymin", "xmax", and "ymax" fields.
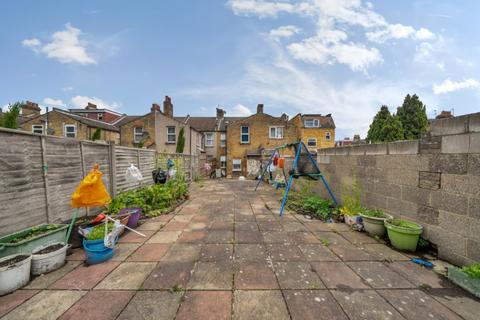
[
  {"xmin": 314, "ymin": 112, "xmax": 480, "ymax": 266},
  {"xmin": 0, "ymin": 128, "xmax": 198, "ymax": 237}
]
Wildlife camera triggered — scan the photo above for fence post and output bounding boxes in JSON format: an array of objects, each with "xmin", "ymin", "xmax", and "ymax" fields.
[
  {"xmin": 79, "ymin": 141, "xmax": 88, "ymax": 218},
  {"xmin": 108, "ymin": 141, "xmax": 117, "ymax": 197},
  {"xmin": 40, "ymin": 136, "xmax": 51, "ymax": 223}
]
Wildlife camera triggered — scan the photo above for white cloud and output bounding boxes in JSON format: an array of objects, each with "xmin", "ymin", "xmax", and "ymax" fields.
[
  {"xmin": 226, "ymin": 0, "xmax": 313, "ymax": 18},
  {"xmin": 22, "ymin": 23, "xmax": 96, "ymax": 65},
  {"xmin": 414, "ymin": 42, "xmax": 434, "ymax": 62},
  {"xmin": 62, "ymin": 86, "xmax": 74, "ymax": 92},
  {"xmin": 433, "ymin": 78, "xmax": 480, "ymax": 94},
  {"xmin": 71, "ymin": 96, "xmax": 120, "ymax": 110},
  {"xmin": 366, "ymin": 24, "xmax": 435, "ymax": 43},
  {"xmin": 269, "ymin": 25, "xmax": 301, "ymax": 40},
  {"xmin": 43, "ymin": 97, "xmax": 66, "ymax": 108},
  {"xmin": 415, "ymin": 28, "xmax": 435, "ymax": 40},
  {"xmin": 229, "ymin": 104, "xmax": 252, "ymax": 116}
]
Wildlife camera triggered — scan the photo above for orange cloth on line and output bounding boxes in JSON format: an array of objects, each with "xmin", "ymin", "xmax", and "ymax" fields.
[
  {"xmin": 71, "ymin": 164, "xmax": 111, "ymax": 208},
  {"xmin": 278, "ymin": 158, "xmax": 285, "ymax": 169}
]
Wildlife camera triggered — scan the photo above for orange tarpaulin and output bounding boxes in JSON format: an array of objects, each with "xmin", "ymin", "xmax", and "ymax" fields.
[{"xmin": 71, "ymin": 164, "xmax": 111, "ymax": 208}]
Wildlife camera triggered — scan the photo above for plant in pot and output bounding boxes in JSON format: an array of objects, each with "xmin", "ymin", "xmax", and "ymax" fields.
[
  {"xmin": 384, "ymin": 218, "xmax": 423, "ymax": 251},
  {"xmin": 447, "ymin": 263, "xmax": 480, "ymax": 298},
  {"xmin": 0, "ymin": 253, "xmax": 31, "ymax": 296},
  {"xmin": 31, "ymin": 242, "xmax": 68, "ymax": 276},
  {"xmin": 360, "ymin": 209, "xmax": 392, "ymax": 237},
  {"xmin": 83, "ymin": 223, "xmax": 117, "ymax": 265}
]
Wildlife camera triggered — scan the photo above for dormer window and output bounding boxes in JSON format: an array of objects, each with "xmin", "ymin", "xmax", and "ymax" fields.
[{"xmin": 304, "ymin": 119, "xmax": 320, "ymax": 127}]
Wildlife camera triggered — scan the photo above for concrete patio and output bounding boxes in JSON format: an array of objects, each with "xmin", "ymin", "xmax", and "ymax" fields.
[{"xmin": 1, "ymin": 180, "xmax": 479, "ymax": 320}]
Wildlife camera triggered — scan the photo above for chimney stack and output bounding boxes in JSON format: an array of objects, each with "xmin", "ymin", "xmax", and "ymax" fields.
[
  {"xmin": 257, "ymin": 104, "xmax": 264, "ymax": 114},
  {"xmin": 163, "ymin": 96, "xmax": 173, "ymax": 118},
  {"xmin": 86, "ymin": 102, "xmax": 97, "ymax": 110},
  {"xmin": 280, "ymin": 113, "xmax": 289, "ymax": 121},
  {"xmin": 151, "ymin": 103, "xmax": 161, "ymax": 112},
  {"xmin": 22, "ymin": 101, "xmax": 41, "ymax": 117},
  {"xmin": 216, "ymin": 108, "xmax": 225, "ymax": 120}
]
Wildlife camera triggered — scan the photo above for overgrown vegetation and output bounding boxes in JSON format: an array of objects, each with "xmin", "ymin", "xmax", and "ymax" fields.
[
  {"xmin": 340, "ymin": 173, "xmax": 363, "ymax": 216},
  {"xmin": 386, "ymin": 218, "xmax": 421, "ymax": 229},
  {"xmin": 462, "ymin": 263, "xmax": 480, "ymax": 279},
  {"xmin": 4, "ymin": 224, "xmax": 62, "ymax": 244},
  {"xmin": 361, "ymin": 208, "xmax": 388, "ymax": 218},
  {"xmin": 91, "ymin": 128, "xmax": 102, "ymax": 141},
  {"xmin": 108, "ymin": 178, "xmax": 188, "ymax": 218},
  {"xmin": 0, "ymin": 102, "xmax": 22, "ymax": 129},
  {"xmin": 86, "ymin": 222, "xmax": 114, "ymax": 240}
]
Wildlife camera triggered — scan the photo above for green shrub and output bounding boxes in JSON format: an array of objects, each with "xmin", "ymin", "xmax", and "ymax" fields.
[
  {"xmin": 462, "ymin": 263, "xmax": 480, "ymax": 279},
  {"xmin": 361, "ymin": 208, "xmax": 388, "ymax": 218},
  {"xmin": 302, "ymin": 196, "xmax": 333, "ymax": 220}
]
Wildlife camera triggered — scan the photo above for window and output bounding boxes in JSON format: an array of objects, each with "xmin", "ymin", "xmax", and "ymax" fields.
[
  {"xmin": 325, "ymin": 131, "xmax": 331, "ymax": 140},
  {"xmin": 233, "ymin": 159, "xmax": 242, "ymax": 171},
  {"xmin": 134, "ymin": 127, "xmax": 144, "ymax": 143},
  {"xmin": 240, "ymin": 126, "xmax": 249, "ymax": 144},
  {"xmin": 220, "ymin": 133, "xmax": 226, "ymax": 147},
  {"xmin": 304, "ymin": 119, "xmax": 320, "ymax": 127},
  {"xmin": 32, "ymin": 125, "xmax": 44, "ymax": 134},
  {"xmin": 97, "ymin": 113, "xmax": 104, "ymax": 121},
  {"xmin": 269, "ymin": 126, "xmax": 284, "ymax": 139},
  {"xmin": 220, "ymin": 156, "xmax": 226, "ymax": 168},
  {"xmin": 205, "ymin": 133, "xmax": 214, "ymax": 147},
  {"xmin": 167, "ymin": 127, "xmax": 176, "ymax": 143},
  {"xmin": 307, "ymin": 138, "xmax": 317, "ymax": 147},
  {"xmin": 64, "ymin": 125, "xmax": 76, "ymax": 138}
]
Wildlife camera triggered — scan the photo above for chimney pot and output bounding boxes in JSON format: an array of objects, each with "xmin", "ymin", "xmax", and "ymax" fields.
[
  {"xmin": 257, "ymin": 104, "xmax": 264, "ymax": 114},
  {"xmin": 280, "ymin": 113, "xmax": 288, "ymax": 121},
  {"xmin": 86, "ymin": 102, "xmax": 97, "ymax": 110},
  {"xmin": 163, "ymin": 96, "xmax": 174, "ymax": 117},
  {"xmin": 216, "ymin": 108, "xmax": 225, "ymax": 120},
  {"xmin": 23, "ymin": 101, "xmax": 41, "ymax": 116},
  {"xmin": 151, "ymin": 103, "xmax": 161, "ymax": 112}
]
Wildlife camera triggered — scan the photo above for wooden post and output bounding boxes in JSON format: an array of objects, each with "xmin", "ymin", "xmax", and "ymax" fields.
[
  {"xmin": 79, "ymin": 141, "xmax": 89, "ymax": 218},
  {"xmin": 108, "ymin": 141, "xmax": 117, "ymax": 197},
  {"xmin": 40, "ymin": 136, "xmax": 51, "ymax": 223}
]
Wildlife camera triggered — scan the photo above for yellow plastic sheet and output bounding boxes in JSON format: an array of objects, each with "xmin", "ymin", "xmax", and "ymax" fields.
[{"xmin": 71, "ymin": 164, "xmax": 111, "ymax": 208}]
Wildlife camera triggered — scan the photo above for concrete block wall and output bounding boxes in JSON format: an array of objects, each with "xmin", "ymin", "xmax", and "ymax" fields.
[{"xmin": 315, "ymin": 127, "xmax": 480, "ymax": 266}]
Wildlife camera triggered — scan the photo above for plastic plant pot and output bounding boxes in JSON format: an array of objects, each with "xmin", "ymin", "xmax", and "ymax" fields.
[
  {"xmin": 385, "ymin": 219, "xmax": 423, "ymax": 251},
  {"xmin": 0, "ymin": 254, "xmax": 31, "ymax": 296},
  {"xmin": 448, "ymin": 266, "xmax": 480, "ymax": 298},
  {"xmin": 31, "ymin": 242, "xmax": 68, "ymax": 276},
  {"xmin": 82, "ymin": 239, "xmax": 115, "ymax": 265},
  {"xmin": 360, "ymin": 212, "xmax": 393, "ymax": 237},
  {"xmin": 119, "ymin": 208, "xmax": 142, "ymax": 228}
]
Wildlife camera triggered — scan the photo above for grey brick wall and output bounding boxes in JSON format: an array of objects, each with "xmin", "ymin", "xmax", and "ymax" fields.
[{"xmin": 314, "ymin": 116, "xmax": 480, "ymax": 266}]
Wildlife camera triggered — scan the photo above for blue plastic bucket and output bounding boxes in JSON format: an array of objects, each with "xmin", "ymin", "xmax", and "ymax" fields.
[
  {"xmin": 82, "ymin": 239, "xmax": 115, "ymax": 265},
  {"xmin": 82, "ymin": 238, "xmax": 106, "ymax": 251}
]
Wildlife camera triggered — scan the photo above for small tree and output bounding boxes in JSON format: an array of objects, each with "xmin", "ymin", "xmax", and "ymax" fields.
[
  {"xmin": 396, "ymin": 94, "xmax": 428, "ymax": 140},
  {"xmin": 0, "ymin": 102, "xmax": 22, "ymax": 129},
  {"xmin": 176, "ymin": 127, "xmax": 185, "ymax": 153},
  {"xmin": 367, "ymin": 105, "xmax": 404, "ymax": 143},
  {"xmin": 91, "ymin": 128, "xmax": 102, "ymax": 141}
]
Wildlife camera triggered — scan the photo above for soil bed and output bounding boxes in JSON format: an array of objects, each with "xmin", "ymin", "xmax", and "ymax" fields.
[
  {"xmin": 0, "ymin": 255, "xmax": 29, "ymax": 268},
  {"xmin": 35, "ymin": 243, "xmax": 64, "ymax": 255}
]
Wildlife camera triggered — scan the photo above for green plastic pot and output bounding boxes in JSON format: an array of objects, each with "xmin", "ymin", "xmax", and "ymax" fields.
[
  {"xmin": 384, "ymin": 219, "xmax": 423, "ymax": 251},
  {"xmin": 448, "ymin": 266, "xmax": 480, "ymax": 298},
  {"xmin": 360, "ymin": 213, "xmax": 393, "ymax": 237}
]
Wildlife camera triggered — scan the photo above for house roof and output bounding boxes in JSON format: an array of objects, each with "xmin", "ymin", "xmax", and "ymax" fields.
[
  {"xmin": 293, "ymin": 114, "xmax": 336, "ymax": 128},
  {"xmin": 68, "ymin": 108, "xmax": 124, "ymax": 116},
  {"xmin": 113, "ymin": 115, "xmax": 143, "ymax": 127}
]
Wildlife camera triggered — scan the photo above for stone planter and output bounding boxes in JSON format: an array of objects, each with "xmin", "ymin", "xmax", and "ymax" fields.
[
  {"xmin": 0, "ymin": 254, "xmax": 31, "ymax": 296},
  {"xmin": 360, "ymin": 213, "xmax": 393, "ymax": 237},
  {"xmin": 385, "ymin": 219, "xmax": 423, "ymax": 251},
  {"xmin": 448, "ymin": 267, "xmax": 480, "ymax": 298}
]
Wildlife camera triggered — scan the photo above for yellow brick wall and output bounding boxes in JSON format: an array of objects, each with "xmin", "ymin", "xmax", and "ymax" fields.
[
  {"xmin": 120, "ymin": 112, "xmax": 156, "ymax": 149},
  {"xmin": 289, "ymin": 116, "xmax": 335, "ymax": 150}
]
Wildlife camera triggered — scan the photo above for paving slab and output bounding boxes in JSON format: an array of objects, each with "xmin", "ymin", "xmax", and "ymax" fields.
[
  {"xmin": 234, "ymin": 214, "xmax": 256, "ymax": 222},
  {"xmin": 274, "ymin": 261, "xmax": 324, "ymax": 289},
  {"xmin": 362, "ymin": 243, "xmax": 410, "ymax": 261},
  {"xmin": 26, "ymin": 260, "xmax": 82, "ymax": 289},
  {"xmin": 1, "ymin": 290, "xmax": 86, "ymax": 320},
  {"xmin": 117, "ymin": 291, "xmax": 182, "ymax": 320},
  {"xmin": 329, "ymin": 244, "xmax": 377, "ymax": 261},
  {"xmin": 314, "ymin": 232, "xmax": 351, "ymax": 245},
  {"xmin": 311, "ymin": 261, "xmax": 369, "ymax": 289},
  {"xmin": 327, "ymin": 223, "xmax": 352, "ymax": 232},
  {"xmin": 191, "ymin": 215, "xmax": 211, "ymax": 222},
  {"xmin": 262, "ymin": 231, "xmax": 291, "ymax": 243},
  {"xmin": 331, "ymin": 289, "xmax": 405, "ymax": 320},
  {"xmin": 162, "ymin": 244, "xmax": 201, "ymax": 262},
  {"xmin": 95, "ymin": 262, "xmax": 156, "ymax": 289},
  {"xmin": 210, "ymin": 221, "xmax": 233, "ymax": 230},
  {"xmin": 235, "ymin": 261, "xmax": 278, "ymax": 289},
  {"xmin": 127, "ymin": 243, "xmax": 171, "ymax": 261},
  {"xmin": 234, "ymin": 244, "xmax": 269, "ymax": 262},
  {"xmin": 186, "ymin": 222, "xmax": 208, "ymax": 230},
  {"xmin": 136, "ymin": 220, "xmax": 165, "ymax": 231},
  {"xmin": 142, "ymin": 261, "xmax": 196, "ymax": 290},
  {"xmin": 66, "ymin": 248, "xmax": 86, "ymax": 260},
  {"xmin": 204, "ymin": 230, "xmax": 234, "ymax": 243},
  {"xmin": 388, "ymin": 261, "xmax": 454, "ymax": 288},
  {"xmin": 235, "ymin": 230, "xmax": 263, "ymax": 243},
  {"xmin": 339, "ymin": 231, "xmax": 379, "ymax": 244},
  {"xmin": 303, "ymin": 221, "xmax": 332, "ymax": 232},
  {"xmin": 177, "ymin": 230, "xmax": 207, "ymax": 243},
  {"xmin": 199, "ymin": 244, "xmax": 233, "ymax": 261},
  {"xmin": 188, "ymin": 261, "xmax": 233, "ymax": 289},
  {"xmin": 172, "ymin": 215, "xmax": 194, "ymax": 223},
  {"xmin": 146, "ymin": 231, "xmax": 182, "ymax": 243},
  {"xmin": 50, "ymin": 261, "xmax": 120, "ymax": 289},
  {"xmin": 348, "ymin": 261, "xmax": 416, "ymax": 289},
  {"xmin": 257, "ymin": 220, "xmax": 283, "ymax": 231},
  {"xmin": 282, "ymin": 222, "xmax": 309, "ymax": 232},
  {"xmin": 176, "ymin": 291, "xmax": 232, "ymax": 320},
  {"xmin": 378, "ymin": 289, "xmax": 463, "ymax": 320},
  {"xmin": 427, "ymin": 287, "xmax": 480, "ymax": 320},
  {"xmin": 112, "ymin": 243, "xmax": 141, "ymax": 261},
  {"xmin": 162, "ymin": 221, "xmax": 189, "ymax": 231},
  {"xmin": 288, "ymin": 231, "xmax": 321, "ymax": 244},
  {"xmin": 267, "ymin": 243, "xmax": 306, "ymax": 261},
  {"xmin": 0, "ymin": 290, "xmax": 39, "ymax": 318},
  {"xmin": 298, "ymin": 244, "xmax": 341, "ymax": 261},
  {"xmin": 234, "ymin": 222, "xmax": 258, "ymax": 231},
  {"xmin": 233, "ymin": 290, "xmax": 290, "ymax": 320},
  {"xmin": 119, "ymin": 230, "xmax": 155, "ymax": 243},
  {"xmin": 58, "ymin": 290, "xmax": 135, "ymax": 320},
  {"xmin": 283, "ymin": 290, "xmax": 348, "ymax": 320}
]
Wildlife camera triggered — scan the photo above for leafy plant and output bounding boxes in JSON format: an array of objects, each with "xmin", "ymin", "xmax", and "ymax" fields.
[
  {"xmin": 321, "ymin": 239, "xmax": 329, "ymax": 246},
  {"xmin": 91, "ymin": 128, "xmax": 102, "ymax": 141},
  {"xmin": 361, "ymin": 208, "xmax": 388, "ymax": 218},
  {"xmin": 176, "ymin": 127, "xmax": 185, "ymax": 153},
  {"xmin": 0, "ymin": 102, "xmax": 21, "ymax": 129},
  {"xmin": 7, "ymin": 224, "xmax": 61, "ymax": 244},
  {"xmin": 340, "ymin": 172, "xmax": 363, "ymax": 216},
  {"xmin": 302, "ymin": 196, "xmax": 332, "ymax": 220},
  {"xmin": 386, "ymin": 219, "xmax": 421, "ymax": 229},
  {"xmin": 86, "ymin": 223, "xmax": 114, "ymax": 240},
  {"xmin": 462, "ymin": 263, "xmax": 480, "ymax": 279}
]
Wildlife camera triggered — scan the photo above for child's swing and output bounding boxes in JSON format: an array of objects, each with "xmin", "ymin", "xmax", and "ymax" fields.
[{"xmin": 254, "ymin": 141, "xmax": 338, "ymax": 216}]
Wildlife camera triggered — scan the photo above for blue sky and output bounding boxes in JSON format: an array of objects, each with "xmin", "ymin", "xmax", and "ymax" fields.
[{"xmin": 1, "ymin": 0, "xmax": 479, "ymax": 139}]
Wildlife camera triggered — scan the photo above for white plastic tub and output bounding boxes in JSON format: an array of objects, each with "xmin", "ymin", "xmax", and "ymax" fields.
[
  {"xmin": 0, "ymin": 254, "xmax": 31, "ymax": 296},
  {"xmin": 31, "ymin": 242, "xmax": 67, "ymax": 276}
]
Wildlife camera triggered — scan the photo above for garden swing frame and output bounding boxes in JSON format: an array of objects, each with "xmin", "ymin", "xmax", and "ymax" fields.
[{"xmin": 254, "ymin": 141, "xmax": 338, "ymax": 216}]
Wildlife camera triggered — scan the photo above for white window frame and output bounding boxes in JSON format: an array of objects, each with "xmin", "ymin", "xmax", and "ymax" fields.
[
  {"xmin": 220, "ymin": 155, "xmax": 226, "ymax": 168},
  {"xmin": 233, "ymin": 159, "xmax": 242, "ymax": 172},
  {"xmin": 32, "ymin": 125, "xmax": 44, "ymax": 135},
  {"xmin": 240, "ymin": 126, "xmax": 249, "ymax": 144},
  {"xmin": 325, "ymin": 131, "xmax": 331, "ymax": 140},
  {"xmin": 167, "ymin": 126, "xmax": 176, "ymax": 144},
  {"xmin": 133, "ymin": 126, "xmax": 144, "ymax": 143},
  {"xmin": 97, "ymin": 113, "xmax": 104, "ymax": 121},
  {"xmin": 64, "ymin": 124, "xmax": 76, "ymax": 138},
  {"xmin": 304, "ymin": 119, "xmax": 320, "ymax": 128},
  {"xmin": 307, "ymin": 138, "xmax": 317, "ymax": 147},
  {"xmin": 269, "ymin": 126, "xmax": 284, "ymax": 139},
  {"xmin": 220, "ymin": 133, "xmax": 226, "ymax": 147},
  {"xmin": 205, "ymin": 132, "xmax": 214, "ymax": 147}
]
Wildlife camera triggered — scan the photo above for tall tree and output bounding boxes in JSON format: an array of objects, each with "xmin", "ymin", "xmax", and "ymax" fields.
[
  {"xmin": 396, "ymin": 94, "xmax": 428, "ymax": 140},
  {"xmin": 367, "ymin": 105, "xmax": 404, "ymax": 143},
  {"xmin": 0, "ymin": 102, "xmax": 21, "ymax": 129},
  {"xmin": 176, "ymin": 127, "xmax": 185, "ymax": 153}
]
